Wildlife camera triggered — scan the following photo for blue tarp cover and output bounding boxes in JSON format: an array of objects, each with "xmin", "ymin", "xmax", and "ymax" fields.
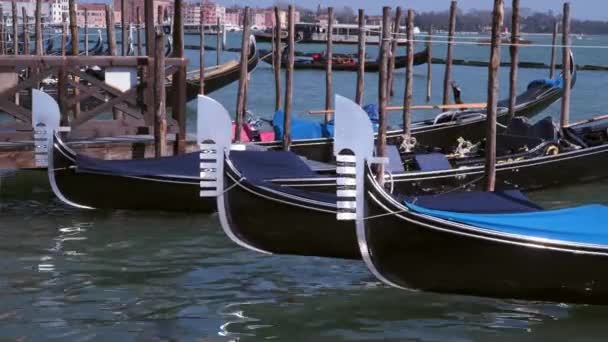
[
  {"xmin": 230, "ymin": 150, "xmax": 319, "ymax": 180},
  {"xmin": 76, "ymin": 153, "xmax": 198, "ymax": 178},
  {"xmin": 406, "ymin": 201, "xmax": 608, "ymax": 246},
  {"xmin": 414, "ymin": 153, "xmax": 452, "ymax": 172}
]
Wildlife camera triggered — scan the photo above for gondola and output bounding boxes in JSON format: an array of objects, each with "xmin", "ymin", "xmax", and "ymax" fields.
[
  {"xmin": 254, "ymin": 53, "xmax": 577, "ymax": 162},
  {"xmin": 342, "ymin": 95, "xmax": 608, "ymax": 305},
  {"xmin": 259, "ymin": 47, "xmax": 429, "ymax": 71},
  {"xmin": 168, "ymin": 36, "xmax": 259, "ymax": 102}
]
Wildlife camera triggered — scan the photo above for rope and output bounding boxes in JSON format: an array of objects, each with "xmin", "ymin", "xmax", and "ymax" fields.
[{"xmin": 220, "ymin": 176, "xmax": 245, "ymax": 195}]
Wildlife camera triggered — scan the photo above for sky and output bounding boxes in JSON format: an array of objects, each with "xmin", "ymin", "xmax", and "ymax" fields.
[{"xmin": 214, "ymin": 0, "xmax": 607, "ymax": 21}]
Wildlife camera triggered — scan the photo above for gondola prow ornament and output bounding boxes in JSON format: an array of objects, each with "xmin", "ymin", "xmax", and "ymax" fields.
[{"xmin": 32, "ymin": 89, "xmax": 67, "ymax": 168}]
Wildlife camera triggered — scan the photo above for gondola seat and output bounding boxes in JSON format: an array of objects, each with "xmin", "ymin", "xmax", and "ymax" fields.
[{"xmin": 413, "ymin": 153, "xmax": 452, "ymax": 172}]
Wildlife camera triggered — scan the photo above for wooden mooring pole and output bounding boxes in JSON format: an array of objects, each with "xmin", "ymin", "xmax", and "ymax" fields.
[
  {"xmin": 21, "ymin": 6, "xmax": 28, "ymax": 55},
  {"xmin": 355, "ymin": 9, "xmax": 365, "ymax": 105},
  {"xmin": 154, "ymin": 27, "xmax": 167, "ymax": 157},
  {"xmin": 0, "ymin": 5, "xmax": 4, "ymax": 55},
  {"xmin": 426, "ymin": 25, "xmax": 432, "ymax": 102},
  {"xmin": 549, "ymin": 21, "xmax": 558, "ymax": 79},
  {"xmin": 234, "ymin": 6, "xmax": 250, "ymax": 143},
  {"xmin": 484, "ymin": 0, "xmax": 503, "ymax": 192},
  {"xmin": 60, "ymin": 14, "xmax": 66, "ymax": 56},
  {"xmin": 442, "ymin": 0, "xmax": 457, "ymax": 105},
  {"xmin": 388, "ymin": 6, "xmax": 402, "ymax": 98},
  {"xmin": 283, "ymin": 5, "xmax": 295, "ymax": 151},
  {"xmin": 402, "ymin": 9, "xmax": 414, "ymax": 150},
  {"xmin": 84, "ymin": 9, "xmax": 88, "ymax": 55},
  {"xmin": 273, "ymin": 6, "xmax": 281, "ymax": 111},
  {"xmin": 11, "ymin": 0, "xmax": 17, "ymax": 56},
  {"xmin": 172, "ymin": 0, "xmax": 187, "ymax": 154},
  {"xmin": 106, "ymin": 4, "xmax": 117, "ymax": 56},
  {"xmin": 216, "ymin": 17, "xmax": 221, "ymax": 66},
  {"xmin": 136, "ymin": 7, "xmax": 142, "ymax": 55},
  {"xmin": 325, "ymin": 6, "xmax": 333, "ymax": 124},
  {"xmin": 560, "ymin": 2, "xmax": 571, "ymax": 129},
  {"xmin": 508, "ymin": 0, "xmax": 519, "ymax": 120},
  {"xmin": 376, "ymin": 6, "xmax": 391, "ymax": 184},
  {"xmin": 121, "ymin": 0, "xmax": 127, "ymax": 56},
  {"xmin": 144, "ymin": 0, "xmax": 155, "ymax": 126},
  {"xmin": 69, "ymin": 0, "xmax": 80, "ymax": 117},
  {"xmin": 199, "ymin": 2, "xmax": 205, "ymax": 95}
]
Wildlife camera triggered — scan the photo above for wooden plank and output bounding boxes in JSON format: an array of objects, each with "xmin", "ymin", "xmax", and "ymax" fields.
[
  {"xmin": 355, "ymin": 9, "xmax": 365, "ymax": 105},
  {"xmin": 0, "ymin": 97, "xmax": 31, "ymax": 122},
  {"xmin": 0, "ymin": 67, "xmax": 52, "ymax": 97},
  {"xmin": 484, "ymin": 0, "xmax": 504, "ymax": 192},
  {"xmin": 442, "ymin": 1, "xmax": 457, "ymax": 105},
  {"xmin": 376, "ymin": 6, "xmax": 391, "ymax": 184},
  {"xmin": 0, "ymin": 56, "xmax": 186, "ymax": 67},
  {"xmin": 73, "ymin": 87, "xmax": 139, "ymax": 126}
]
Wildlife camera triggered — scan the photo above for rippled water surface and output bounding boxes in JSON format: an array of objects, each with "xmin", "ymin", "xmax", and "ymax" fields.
[{"xmin": 3, "ymin": 32, "xmax": 608, "ymax": 340}]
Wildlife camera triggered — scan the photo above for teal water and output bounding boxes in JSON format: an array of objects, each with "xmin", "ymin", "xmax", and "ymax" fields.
[{"xmin": 2, "ymin": 32, "xmax": 608, "ymax": 340}]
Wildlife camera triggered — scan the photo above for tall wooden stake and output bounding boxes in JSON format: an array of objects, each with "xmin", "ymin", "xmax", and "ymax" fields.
[
  {"xmin": 143, "ymin": 0, "xmax": 155, "ymax": 126},
  {"xmin": 199, "ymin": 2, "xmax": 205, "ymax": 95},
  {"xmin": 508, "ymin": 0, "xmax": 519, "ymax": 120},
  {"xmin": 388, "ymin": 6, "xmax": 402, "ymax": 98},
  {"xmin": 216, "ymin": 17, "xmax": 221, "ymax": 66},
  {"xmin": 69, "ymin": 0, "xmax": 77, "ymax": 55},
  {"xmin": 136, "ymin": 7, "xmax": 142, "ymax": 55},
  {"xmin": 377, "ymin": 6, "xmax": 391, "ymax": 184},
  {"xmin": 121, "ymin": 0, "xmax": 127, "ymax": 55},
  {"xmin": 560, "ymin": 2, "xmax": 571, "ymax": 130},
  {"xmin": 21, "ymin": 6, "xmax": 28, "ymax": 54},
  {"xmin": 426, "ymin": 25, "xmax": 432, "ymax": 102},
  {"xmin": 234, "ymin": 6, "xmax": 250, "ymax": 143},
  {"xmin": 442, "ymin": 0, "xmax": 457, "ymax": 105},
  {"xmin": 355, "ymin": 9, "xmax": 366, "ymax": 105},
  {"xmin": 273, "ymin": 6, "xmax": 281, "ymax": 111},
  {"xmin": 325, "ymin": 7, "xmax": 333, "ymax": 123},
  {"xmin": 484, "ymin": 0, "xmax": 504, "ymax": 192},
  {"xmin": 84, "ymin": 9, "xmax": 88, "ymax": 55},
  {"xmin": 60, "ymin": 16, "xmax": 66, "ymax": 56},
  {"xmin": 35, "ymin": 0, "xmax": 42, "ymax": 55},
  {"xmin": 549, "ymin": 21, "xmax": 558, "ymax": 79},
  {"xmin": 106, "ymin": 4, "xmax": 117, "ymax": 56},
  {"xmin": 172, "ymin": 0, "xmax": 186, "ymax": 154},
  {"xmin": 403, "ymin": 9, "xmax": 414, "ymax": 150},
  {"xmin": 154, "ymin": 27, "xmax": 167, "ymax": 157},
  {"xmin": 0, "ymin": 6, "xmax": 4, "ymax": 55},
  {"xmin": 283, "ymin": 5, "xmax": 295, "ymax": 150},
  {"xmin": 11, "ymin": 0, "xmax": 17, "ymax": 55}
]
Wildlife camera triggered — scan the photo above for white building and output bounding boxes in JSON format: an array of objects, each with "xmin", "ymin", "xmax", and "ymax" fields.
[{"xmin": 50, "ymin": 0, "xmax": 70, "ymax": 24}]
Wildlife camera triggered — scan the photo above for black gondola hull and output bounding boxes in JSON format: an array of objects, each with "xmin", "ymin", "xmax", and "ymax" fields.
[{"xmin": 361, "ymin": 169, "xmax": 608, "ymax": 304}]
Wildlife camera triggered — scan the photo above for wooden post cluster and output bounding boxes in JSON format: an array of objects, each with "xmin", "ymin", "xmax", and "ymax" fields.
[
  {"xmin": 172, "ymin": 0, "xmax": 187, "ymax": 154},
  {"xmin": 355, "ymin": 9, "xmax": 366, "ymax": 105},
  {"xmin": 508, "ymin": 0, "xmax": 519, "ymax": 119},
  {"xmin": 402, "ymin": 9, "xmax": 414, "ymax": 149},
  {"xmin": 234, "ymin": 6, "xmax": 251, "ymax": 143},
  {"xmin": 325, "ymin": 7, "xmax": 333, "ymax": 124},
  {"xmin": 484, "ymin": 0, "xmax": 504, "ymax": 192},
  {"xmin": 426, "ymin": 25, "xmax": 432, "ymax": 102},
  {"xmin": 154, "ymin": 27, "xmax": 167, "ymax": 157},
  {"xmin": 283, "ymin": 5, "xmax": 295, "ymax": 151},
  {"xmin": 273, "ymin": 6, "xmax": 282, "ymax": 112},
  {"xmin": 387, "ymin": 7, "xmax": 402, "ymax": 98},
  {"xmin": 376, "ymin": 6, "xmax": 391, "ymax": 183},
  {"xmin": 442, "ymin": 0, "xmax": 457, "ymax": 105},
  {"xmin": 199, "ymin": 1, "xmax": 205, "ymax": 95},
  {"xmin": 560, "ymin": 2, "xmax": 571, "ymax": 129},
  {"xmin": 550, "ymin": 21, "xmax": 558, "ymax": 79}
]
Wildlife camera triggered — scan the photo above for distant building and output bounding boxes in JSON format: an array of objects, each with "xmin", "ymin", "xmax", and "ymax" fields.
[
  {"xmin": 365, "ymin": 15, "xmax": 383, "ymax": 26},
  {"xmin": 224, "ymin": 8, "xmax": 240, "ymax": 27},
  {"xmin": 76, "ymin": 3, "xmax": 105, "ymax": 28},
  {"xmin": 0, "ymin": 0, "xmax": 51, "ymax": 24},
  {"xmin": 113, "ymin": 0, "xmax": 173, "ymax": 25}
]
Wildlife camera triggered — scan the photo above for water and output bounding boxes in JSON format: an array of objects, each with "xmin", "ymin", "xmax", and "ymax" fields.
[{"xmin": 3, "ymin": 33, "xmax": 608, "ymax": 340}]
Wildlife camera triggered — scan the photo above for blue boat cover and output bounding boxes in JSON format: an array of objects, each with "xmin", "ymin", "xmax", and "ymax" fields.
[
  {"xmin": 527, "ymin": 74, "xmax": 563, "ymax": 90},
  {"xmin": 230, "ymin": 150, "xmax": 319, "ymax": 180},
  {"xmin": 414, "ymin": 153, "xmax": 452, "ymax": 172},
  {"xmin": 75, "ymin": 152, "xmax": 198, "ymax": 178},
  {"xmin": 406, "ymin": 190, "xmax": 542, "ymax": 213},
  {"xmin": 406, "ymin": 201, "xmax": 608, "ymax": 246}
]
